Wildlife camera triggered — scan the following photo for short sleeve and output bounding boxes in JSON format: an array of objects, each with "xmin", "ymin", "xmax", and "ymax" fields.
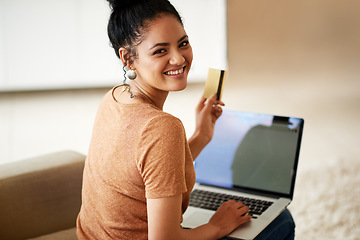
[{"xmin": 136, "ymin": 115, "xmax": 188, "ymax": 199}]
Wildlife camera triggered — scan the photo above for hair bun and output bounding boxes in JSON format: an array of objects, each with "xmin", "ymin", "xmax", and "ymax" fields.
[{"xmin": 106, "ymin": 0, "xmax": 145, "ymax": 10}]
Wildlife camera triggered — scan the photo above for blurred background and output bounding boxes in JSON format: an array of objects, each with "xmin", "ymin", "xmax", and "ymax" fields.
[{"xmin": 1, "ymin": 0, "xmax": 359, "ymax": 239}]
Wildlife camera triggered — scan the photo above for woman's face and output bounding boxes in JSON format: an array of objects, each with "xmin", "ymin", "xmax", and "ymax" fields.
[{"xmin": 131, "ymin": 15, "xmax": 193, "ymax": 94}]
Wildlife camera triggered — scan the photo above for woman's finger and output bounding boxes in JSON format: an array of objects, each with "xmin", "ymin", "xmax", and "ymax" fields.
[
  {"xmin": 204, "ymin": 94, "xmax": 218, "ymax": 111},
  {"xmin": 196, "ymin": 97, "xmax": 207, "ymax": 112}
]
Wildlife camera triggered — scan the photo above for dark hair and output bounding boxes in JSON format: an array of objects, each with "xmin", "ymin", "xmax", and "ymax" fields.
[{"xmin": 106, "ymin": 0, "xmax": 183, "ymax": 64}]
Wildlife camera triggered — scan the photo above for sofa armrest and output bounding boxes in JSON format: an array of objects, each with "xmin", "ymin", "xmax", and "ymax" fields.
[{"xmin": 0, "ymin": 151, "xmax": 86, "ymax": 240}]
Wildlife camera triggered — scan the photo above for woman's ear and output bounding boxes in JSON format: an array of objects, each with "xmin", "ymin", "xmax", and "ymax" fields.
[{"xmin": 119, "ymin": 47, "xmax": 130, "ymax": 68}]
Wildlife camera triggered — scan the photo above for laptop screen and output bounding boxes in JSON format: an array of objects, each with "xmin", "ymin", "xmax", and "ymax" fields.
[{"xmin": 194, "ymin": 110, "xmax": 304, "ymax": 198}]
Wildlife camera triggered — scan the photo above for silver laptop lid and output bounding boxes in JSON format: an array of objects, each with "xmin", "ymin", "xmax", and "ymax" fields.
[{"xmin": 194, "ymin": 110, "xmax": 304, "ymax": 200}]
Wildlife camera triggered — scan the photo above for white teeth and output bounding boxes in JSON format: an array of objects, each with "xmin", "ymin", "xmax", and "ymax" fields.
[{"xmin": 165, "ymin": 67, "xmax": 184, "ymax": 76}]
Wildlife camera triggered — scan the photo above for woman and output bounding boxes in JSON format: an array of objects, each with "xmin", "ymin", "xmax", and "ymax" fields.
[{"xmin": 76, "ymin": 0, "xmax": 294, "ymax": 239}]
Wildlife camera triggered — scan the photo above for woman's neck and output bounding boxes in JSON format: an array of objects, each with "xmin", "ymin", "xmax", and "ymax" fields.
[{"xmin": 130, "ymin": 82, "xmax": 168, "ymax": 110}]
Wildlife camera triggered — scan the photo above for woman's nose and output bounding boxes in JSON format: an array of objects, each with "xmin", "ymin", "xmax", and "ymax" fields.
[{"xmin": 169, "ymin": 50, "xmax": 185, "ymax": 65}]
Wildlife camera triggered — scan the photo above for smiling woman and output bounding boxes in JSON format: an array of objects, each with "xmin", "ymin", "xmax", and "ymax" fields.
[
  {"xmin": 74, "ymin": 1, "xmax": 243, "ymax": 240},
  {"xmin": 117, "ymin": 16, "xmax": 193, "ymax": 103}
]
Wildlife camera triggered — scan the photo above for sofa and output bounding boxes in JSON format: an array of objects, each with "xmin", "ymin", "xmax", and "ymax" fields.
[{"xmin": 0, "ymin": 151, "xmax": 86, "ymax": 240}]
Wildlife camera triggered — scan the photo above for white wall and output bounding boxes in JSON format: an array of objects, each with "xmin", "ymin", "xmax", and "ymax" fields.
[{"xmin": 0, "ymin": 0, "xmax": 226, "ymax": 91}]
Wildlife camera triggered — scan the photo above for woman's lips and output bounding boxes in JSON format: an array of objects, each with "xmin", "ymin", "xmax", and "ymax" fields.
[{"xmin": 164, "ymin": 66, "xmax": 186, "ymax": 76}]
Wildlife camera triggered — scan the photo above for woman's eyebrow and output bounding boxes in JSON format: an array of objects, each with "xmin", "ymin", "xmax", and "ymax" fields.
[
  {"xmin": 149, "ymin": 35, "xmax": 188, "ymax": 51},
  {"xmin": 177, "ymin": 35, "xmax": 188, "ymax": 43},
  {"xmin": 149, "ymin": 42, "xmax": 169, "ymax": 51}
]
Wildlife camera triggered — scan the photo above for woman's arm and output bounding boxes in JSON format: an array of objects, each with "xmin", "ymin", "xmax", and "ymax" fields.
[
  {"xmin": 147, "ymin": 194, "xmax": 251, "ymax": 240},
  {"xmin": 188, "ymin": 94, "xmax": 224, "ymax": 160}
]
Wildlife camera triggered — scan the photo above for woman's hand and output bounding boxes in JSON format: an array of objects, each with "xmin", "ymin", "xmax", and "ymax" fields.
[
  {"xmin": 208, "ymin": 200, "xmax": 252, "ymax": 238},
  {"xmin": 195, "ymin": 93, "xmax": 225, "ymax": 143},
  {"xmin": 189, "ymin": 94, "xmax": 225, "ymax": 159}
]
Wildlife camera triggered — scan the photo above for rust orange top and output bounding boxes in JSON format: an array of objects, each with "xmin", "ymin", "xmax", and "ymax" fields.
[{"xmin": 77, "ymin": 89, "xmax": 195, "ymax": 239}]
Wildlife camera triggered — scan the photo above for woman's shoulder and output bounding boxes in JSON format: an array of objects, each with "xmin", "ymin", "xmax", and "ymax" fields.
[
  {"xmin": 102, "ymin": 88, "xmax": 184, "ymax": 129},
  {"xmin": 144, "ymin": 108, "xmax": 183, "ymax": 132}
]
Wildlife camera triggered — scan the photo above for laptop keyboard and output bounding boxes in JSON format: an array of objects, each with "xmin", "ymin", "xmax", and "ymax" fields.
[{"xmin": 189, "ymin": 189, "xmax": 273, "ymax": 219}]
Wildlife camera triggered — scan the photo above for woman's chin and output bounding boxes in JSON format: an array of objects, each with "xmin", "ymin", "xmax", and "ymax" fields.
[
  {"xmin": 163, "ymin": 76, "xmax": 188, "ymax": 91},
  {"xmin": 173, "ymin": 79, "xmax": 188, "ymax": 91}
]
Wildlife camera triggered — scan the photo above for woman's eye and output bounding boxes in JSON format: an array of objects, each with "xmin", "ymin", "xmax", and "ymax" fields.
[
  {"xmin": 179, "ymin": 41, "xmax": 189, "ymax": 48},
  {"xmin": 153, "ymin": 49, "xmax": 166, "ymax": 55}
]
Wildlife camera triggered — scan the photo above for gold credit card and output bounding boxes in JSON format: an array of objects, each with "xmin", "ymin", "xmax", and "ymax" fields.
[{"xmin": 203, "ymin": 68, "xmax": 226, "ymax": 100}]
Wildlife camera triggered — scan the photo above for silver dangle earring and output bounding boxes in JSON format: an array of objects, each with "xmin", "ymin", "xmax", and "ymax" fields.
[
  {"xmin": 126, "ymin": 66, "xmax": 137, "ymax": 80},
  {"xmin": 122, "ymin": 65, "xmax": 128, "ymax": 85}
]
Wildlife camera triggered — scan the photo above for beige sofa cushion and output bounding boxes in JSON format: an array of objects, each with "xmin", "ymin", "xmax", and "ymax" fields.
[
  {"xmin": 29, "ymin": 228, "xmax": 77, "ymax": 240},
  {"xmin": 0, "ymin": 151, "xmax": 85, "ymax": 240}
]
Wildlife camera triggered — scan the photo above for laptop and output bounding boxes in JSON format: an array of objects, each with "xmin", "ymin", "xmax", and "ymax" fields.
[{"xmin": 182, "ymin": 110, "xmax": 304, "ymax": 239}]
